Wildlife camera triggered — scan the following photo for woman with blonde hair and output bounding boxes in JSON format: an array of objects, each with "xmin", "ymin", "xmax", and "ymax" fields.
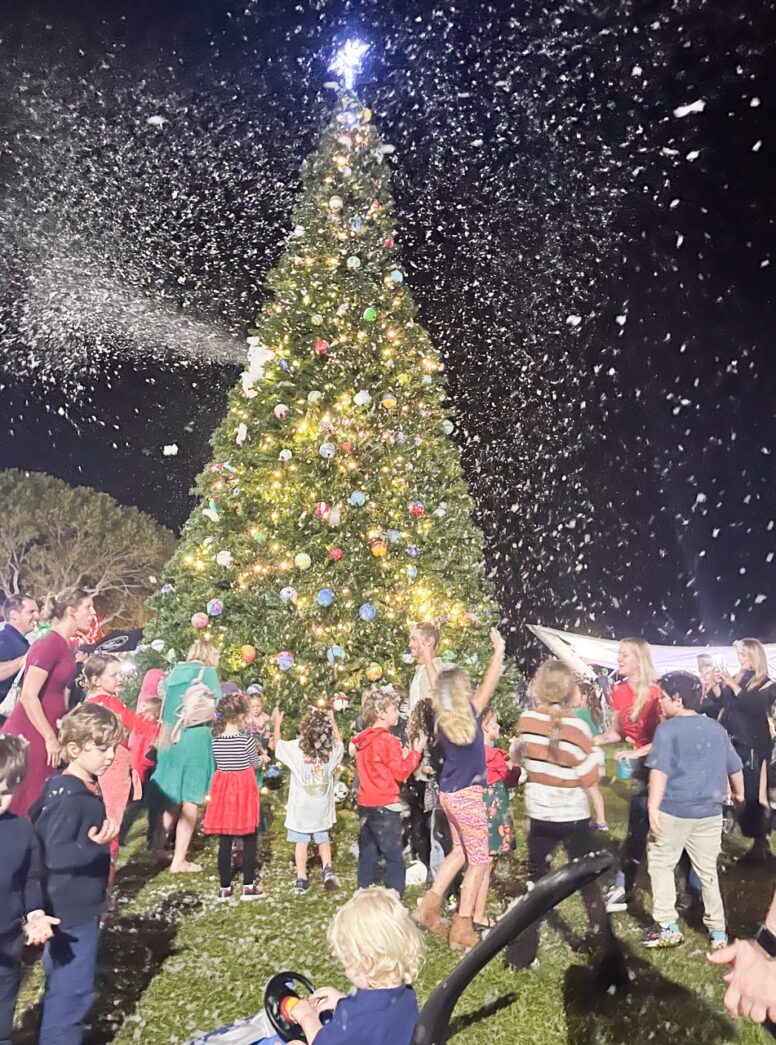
[
  {"xmin": 715, "ymin": 638, "xmax": 776, "ymax": 864},
  {"xmin": 152, "ymin": 639, "xmax": 221, "ymax": 872},
  {"xmin": 593, "ymin": 637, "xmax": 662, "ymax": 912},
  {"xmin": 413, "ymin": 627, "xmax": 505, "ymax": 951}
]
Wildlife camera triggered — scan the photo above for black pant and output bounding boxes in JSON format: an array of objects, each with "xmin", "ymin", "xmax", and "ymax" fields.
[
  {"xmin": 218, "ymin": 833, "xmax": 257, "ymax": 888},
  {"xmin": 735, "ymin": 743, "xmax": 769, "ymax": 840},
  {"xmin": 119, "ymin": 780, "xmax": 163, "ymax": 847},
  {"xmin": 405, "ymin": 781, "xmax": 432, "ymax": 869},
  {"xmin": 358, "ymin": 806, "xmax": 405, "ymax": 896},
  {"xmin": 621, "ymin": 790, "xmax": 650, "ymax": 893},
  {"xmin": 506, "ymin": 818, "xmax": 618, "ymax": 968},
  {"xmin": 0, "ymin": 931, "xmax": 23, "ymax": 1045}
]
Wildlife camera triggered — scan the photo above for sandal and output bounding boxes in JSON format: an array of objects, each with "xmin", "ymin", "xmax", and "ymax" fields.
[{"xmin": 473, "ymin": 917, "xmax": 497, "ymax": 931}]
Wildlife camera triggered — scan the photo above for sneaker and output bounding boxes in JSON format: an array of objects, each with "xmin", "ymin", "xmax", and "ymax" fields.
[
  {"xmin": 294, "ymin": 878, "xmax": 309, "ymax": 895},
  {"xmin": 241, "ymin": 883, "xmax": 266, "ymax": 902},
  {"xmin": 322, "ymin": 865, "xmax": 340, "ymax": 892},
  {"xmin": 642, "ymin": 923, "xmax": 684, "ymax": 949},
  {"xmin": 708, "ymin": 930, "xmax": 728, "ymax": 951},
  {"xmin": 605, "ymin": 886, "xmax": 632, "ymax": 913},
  {"xmin": 445, "ymin": 894, "xmax": 458, "ymax": 913},
  {"xmin": 217, "ymin": 887, "xmax": 233, "ymax": 902}
]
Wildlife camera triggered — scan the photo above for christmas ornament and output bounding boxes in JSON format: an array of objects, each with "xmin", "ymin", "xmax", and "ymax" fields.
[
  {"xmin": 441, "ymin": 650, "xmax": 458, "ymax": 662},
  {"xmin": 223, "ymin": 463, "xmax": 236, "ymax": 473},
  {"xmin": 328, "ymin": 195, "xmax": 344, "ymax": 211},
  {"xmin": 359, "ymin": 603, "xmax": 377, "ymax": 622},
  {"xmin": 276, "ymin": 651, "xmax": 295, "ymax": 671},
  {"xmin": 274, "ymin": 403, "xmax": 289, "ymax": 419},
  {"xmin": 466, "ymin": 653, "xmax": 480, "ymax": 665},
  {"xmin": 191, "ymin": 612, "xmax": 209, "ymax": 630},
  {"xmin": 434, "ymin": 505, "xmax": 446, "ymax": 518},
  {"xmin": 402, "ymin": 650, "xmax": 415, "ymax": 665},
  {"xmin": 294, "ymin": 552, "xmax": 312, "ymax": 571},
  {"xmin": 386, "ymin": 529, "xmax": 401, "ymax": 544},
  {"xmin": 381, "ymin": 392, "xmax": 397, "ymax": 410},
  {"xmin": 316, "ymin": 588, "xmax": 335, "ymax": 608},
  {"xmin": 332, "ymin": 693, "xmax": 349, "ymax": 712},
  {"xmin": 278, "ymin": 449, "xmax": 293, "ymax": 463},
  {"xmin": 328, "ymin": 547, "xmax": 343, "ymax": 561},
  {"xmin": 361, "ymin": 108, "xmax": 373, "ymax": 122},
  {"xmin": 315, "ymin": 501, "xmax": 330, "ymax": 519},
  {"xmin": 383, "ymin": 237, "xmax": 395, "ymax": 249},
  {"xmin": 368, "ymin": 199, "xmax": 381, "ymax": 214},
  {"xmin": 160, "ymin": 583, "xmax": 175, "ymax": 595},
  {"xmin": 353, "ymin": 389, "xmax": 372, "ymax": 407},
  {"xmin": 318, "ymin": 416, "xmax": 335, "ymax": 434},
  {"xmin": 406, "ymin": 545, "xmax": 420, "ymax": 558},
  {"xmin": 211, "ymin": 463, "xmax": 223, "ymax": 473},
  {"xmin": 206, "ymin": 599, "xmax": 224, "ymax": 617},
  {"xmin": 389, "ymin": 269, "xmax": 404, "ymax": 283},
  {"xmin": 409, "ymin": 501, "xmax": 425, "ymax": 518},
  {"xmin": 349, "ymin": 491, "xmax": 367, "ymax": 507},
  {"xmin": 351, "ymin": 217, "xmax": 363, "ymax": 231},
  {"xmin": 279, "ymin": 586, "xmax": 298, "ymax": 604},
  {"xmin": 370, "ymin": 539, "xmax": 388, "ymax": 558},
  {"xmin": 215, "ymin": 551, "xmax": 234, "ymax": 568},
  {"xmin": 341, "ymin": 441, "xmax": 352, "ymax": 454},
  {"xmin": 236, "ymin": 423, "xmax": 248, "ymax": 446},
  {"xmin": 202, "ymin": 508, "xmax": 220, "ymax": 523},
  {"xmin": 255, "ymin": 531, "xmax": 268, "ymax": 543},
  {"xmin": 366, "ymin": 663, "xmax": 383, "ymax": 682},
  {"xmin": 311, "ymin": 314, "xmax": 324, "ymax": 326},
  {"xmin": 314, "ymin": 339, "xmax": 330, "ymax": 355},
  {"xmin": 327, "ymin": 645, "xmax": 346, "ymax": 664},
  {"xmin": 396, "ymin": 430, "xmax": 407, "ymax": 444},
  {"xmin": 328, "ymin": 504, "xmax": 342, "ymax": 527},
  {"xmin": 422, "ymin": 375, "xmax": 433, "ymax": 386},
  {"xmin": 241, "ymin": 645, "xmax": 257, "ymax": 665},
  {"xmin": 319, "ymin": 441, "xmax": 336, "ymax": 460},
  {"xmin": 307, "ymin": 390, "xmax": 323, "ymax": 404},
  {"xmin": 363, "ymin": 306, "xmax": 377, "ymax": 323},
  {"xmin": 293, "ymin": 224, "xmax": 305, "ymax": 237},
  {"xmin": 406, "ymin": 565, "xmax": 418, "ymax": 580},
  {"xmin": 441, "ymin": 420, "xmax": 454, "ymax": 435},
  {"xmin": 346, "ymin": 256, "xmax": 361, "ymax": 270}
]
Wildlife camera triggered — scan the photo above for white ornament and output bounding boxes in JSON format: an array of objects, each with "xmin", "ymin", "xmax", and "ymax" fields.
[
  {"xmin": 215, "ymin": 550, "xmax": 233, "ymax": 568},
  {"xmin": 354, "ymin": 389, "xmax": 372, "ymax": 407},
  {"xmin": 236, "ymin": 423, "xmax": 248, "ymax": 446},
  {"xmin": 307, "ymin": 390, "xmax": 323, "ymax": 404}
]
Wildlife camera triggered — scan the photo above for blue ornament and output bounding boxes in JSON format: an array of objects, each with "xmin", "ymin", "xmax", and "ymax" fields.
[
  {"xmin": 402, "ymin": 650, "xmax": 415, "ymax": 665},
  {"xmin": 406, "ymin": 565, "xmax": 418, "ymax": 580},
  {"xmin": 206, "ymin": 599, "xmax": 224, "ymax": 617},
  {"xmin": 396, "ymin": 430, "xmax": 407, "ymax": 445},
  {"xmin": 160, "ymin": 583, "xmax": 175, "ymax": 595},
  {"xmin": 465, "ymin": 653, "xmax": 480, "ymax": 666},
  {"xmin": 406, "ymin": 544, "xmax": 421, "ymax": 558},
  {"xmin": 327, "ymin": 645, "xmax": 346, "ymax": 664},
  {"xmin": 349, "ymin": 491, "xmax": 367, "ymax": 507},
  {"xmin": 359, "ymin": 603, "xmax": 377, "ymax": 622},
  {"xmin": 280, "ymin": 358, "xmax": 290, "ymax": 371},
  {"xmin": 442, "ymin": 419, "xmax": 454, "ymax": 435},
  {"xmin": 276, "ymin": 651, "xmax": 295, "ymax": 671},
  {"xmin": 351, "ymin": 216, "xmax": 363, "ymax": 231},
  {"xmin": 389, "ymin": 269, "xmax": 404, "ymax": 283},
  {"xmin": 319, "ymin": 442, "xmax": 336, "ymax": 460},
  {"xmin": 385, "ymin": 529, "xmax": 402, "ymax": 544},
  {"xmin": 279, "ymin": 586, "xmax": 298, "ymax": 604},
  {"xmin": 317, "ymin": 588, "xmax": 335, "ymax": 608}
]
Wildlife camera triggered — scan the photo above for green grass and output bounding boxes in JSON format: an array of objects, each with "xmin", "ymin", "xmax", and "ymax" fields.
[{"xmin": 14, "ymin": 760, "xmax": 773, "ymax": 1044}]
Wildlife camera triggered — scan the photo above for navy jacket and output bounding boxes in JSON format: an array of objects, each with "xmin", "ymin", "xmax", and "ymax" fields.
[
  {"xmin": 315, "ymin": 985, "xmax": 418, "ymax": 1045},
  {"xmin": 0, "ymin": 811, "xmax": 43, "ymax": 938},
  {"xmin": 30, "ymin": 773, "xmax": 110, "ymax": 928}
]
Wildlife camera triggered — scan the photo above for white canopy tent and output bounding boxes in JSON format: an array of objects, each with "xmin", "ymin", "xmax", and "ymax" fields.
[{"xmin": 528, "ymin": 624, "xmax": 776, "ymax": 679}]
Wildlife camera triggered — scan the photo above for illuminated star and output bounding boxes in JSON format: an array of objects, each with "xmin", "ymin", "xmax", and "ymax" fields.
[{"xmin": 329, "ymin": 39, "xmax": 370, "ymax": 91}]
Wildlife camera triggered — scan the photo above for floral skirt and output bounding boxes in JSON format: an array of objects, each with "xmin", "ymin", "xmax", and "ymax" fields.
[
  {"xmin": 203, "ymin": 768, "xmax": 260, "ymax": 836},
  {"xmin": 483, "ymin": 780, "xmax": 516, "ymax": 854}
]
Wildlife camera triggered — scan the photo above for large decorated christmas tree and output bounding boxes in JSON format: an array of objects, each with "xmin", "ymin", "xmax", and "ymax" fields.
[{"xmin": 144, "ymin": 46, "xmax": 511, "ymax": 717}]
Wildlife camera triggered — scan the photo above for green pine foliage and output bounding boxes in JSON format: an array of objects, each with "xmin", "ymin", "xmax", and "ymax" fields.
[{"xmin": 143, "ymin": 90, "xmax": 514, "ymax": 718}]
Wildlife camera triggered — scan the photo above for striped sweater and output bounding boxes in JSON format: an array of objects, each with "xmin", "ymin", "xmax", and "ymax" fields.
[
  {"xmin": 519, "ymin": 706, "xmax": 600, "ymax": 823},
  {"xmin": 212, "ymin": 732, "xmax": 262, "ymax": 772}
]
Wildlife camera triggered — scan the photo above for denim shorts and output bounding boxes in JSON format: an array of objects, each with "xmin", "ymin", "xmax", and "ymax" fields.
[{"xmin": 287, "ymin": 829, "xmax": 329, "ymax": 844}]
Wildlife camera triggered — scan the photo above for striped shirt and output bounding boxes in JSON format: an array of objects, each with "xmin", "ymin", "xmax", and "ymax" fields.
[
  {"xmin": 212, "ymin": 732, "xmax": 262, "ymax": 772},
  {"xmin": 519, "ymin": 707, "xmax": 600, "ymax": 823}
]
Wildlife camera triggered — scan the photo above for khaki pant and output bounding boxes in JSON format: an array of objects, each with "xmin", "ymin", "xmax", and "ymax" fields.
[{"xmin": 647, "ymin": 811, "xmax": 725, "ymax": 932}]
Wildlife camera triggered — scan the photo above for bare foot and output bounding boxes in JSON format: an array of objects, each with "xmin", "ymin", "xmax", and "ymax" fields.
[{"xmin": 170, "ymin": 861, "xmax": 202, "ymax": 874}]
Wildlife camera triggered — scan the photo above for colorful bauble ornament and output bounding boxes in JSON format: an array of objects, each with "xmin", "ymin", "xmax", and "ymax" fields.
[
  {"xmin": 422, "ymin": 375, "xmax": 433, "ymax": 386},
  {"xmin": 294, "ymin": 552, "xmax": 312, "ymax": 571},
  {"xmin": 318, "ymin": 416, "xmax": 334, "ymax": 434},
  {"xmin": 366, "ymin": 662, "xmax": 383, "ymax": 682},
  {"xmin": 191, "ymin": 612, "xmax": 209, "ymax": 630},
  {"xmin": 370, "ymin": 539, "xmax": 388, "ymax": 558},
  {"xmin": 274, "ymin": 403, "xmax": 289, "ymax": 419},
  {"xmin": 409, "ymin": 501, "xmax": 425, "ymax": 518},
  {"xmin": 402, "ymin": 650, "xmax": 415, "ymax": 665},
  {"xmin": 211, "ymin": 463, "xmax": 223, "ymax": 473},
  {"xmin": 278, "ymin": 449, "xmax": 293, "ymax": 463},
  {"xmin": 327, "ymin": 645, "xmax": 346, "ymax": 664},
  {"xmin": 386, "ymin": 529, "xmax": 401, "ymax": 544},
  {"xmin": 314, "ymin": 339, "xmax": 329, "ymax": 355},
  {"xmin": 359, "ymin": 603, "xmax": 377, "ymax": 622},
  {"xmin": 381, "ymin": 392, "xmax": 397, "ymax": 410},
  {"xmin": 328, "ymin": 547, "xmax": 343, "ymax": 562},
  {"xmin": 160, "ymin": 583, "xmax": 175, "ymax": 595},
  {"xmin": 361, "ymin": 107, "xmax": 373, "ymax": 122},
  {"xmin": 215, "ymin": 550, "xmax": 233, "ymax": 568},
  {"xmin": 332, "ymin": 694, "xmax": 349, "ymax": 712},
  {"xmin": 353, "ymin": 389, "xmax": 372, "ymax": 407},
  {"xmin": 406, "ymin": 545, "xmax": 420, "ymax": 558},
  {"xmin": 346, "ymin": 255, "xmax": 361, "ymax": 270},
  {"xmin": 240, "ymin": 645, "xmax": 257, "ymax": 664},
  {"xmin": 341, "ymin": 440, "xmax": 352, "ymax": 454},
  {"xmin": 406, "ymin": 565, "xmax": 418, "ymax": 580},
  {"xmin": 351, "ymin": 217, "xmax": 363, "ymax": 232},
  {"xmin": 276, "ymin": 651, "xmax": 295, "ymax": 671},
  {"xmin": 349, "ymin": 491, "xmax": 367, "ymax": 507},
  {"xmin": 389, "ymin": 269, "xmax": 404, "ymax": 283},
  {"xmin": 319, "ymin": 442, "xmax": 336, "ymax": 460},
  {"xmin": 441, "ymin": 419, "xmax": 454, "ymax": 435},
  {"xmin": 206, "ymin": 599, "xmax": 223, "ymax": 617},
  {"xmin": 316, "ymin": 588, "xmax": 335, "ymax": 608},
  {"xmin": 363, "ymin": 306, "xmax": 377, "ymax": 323},
  {"xmin": 441, "ymin": 650, "xmax": 458, "ymax": 662},
  {"xmin": 315, "ymin": 501, "xmax": 330, "ymax": 519},
  {"xmin": 307, "ymin": 390, "xmax": 323, "ymax": 404},
  {"xmin": 150, "ymin": 639, "xmax": 166, "ymax": 653},
  {"xmin": 311, "ymin": 315, "xmax": 324, "ymax": 328},
  {"xmin": 279, "ymin": 586, "xmax": 298, "ymax": 604},
  {"xmin": 328, "ymin": 195, "xmax": 344, "ymax": 211},
  {"xmin": 255, "ymin": 531, "xmax": 268, "ymax": 543},
  {"xmin": 327, "ymin": 504, "xmax": 342, "ymax": 527},
  {"xmin": 383, "ymin": 237, "xmax": 395, "ymax": 249}
]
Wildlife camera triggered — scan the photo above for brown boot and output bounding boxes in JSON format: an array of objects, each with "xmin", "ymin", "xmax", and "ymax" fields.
[
  {"xmin": 448, "ymin": 914, "xmax": 479, "ymax": 952},
  {"xmin": 413, "ymin": 891, "xmax": 449, "ymax": 939}
]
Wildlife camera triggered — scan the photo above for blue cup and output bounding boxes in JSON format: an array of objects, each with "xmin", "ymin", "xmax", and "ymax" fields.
[{"xmin": 616, "ymin": 757, "xmax": 633, "ymax": 781}]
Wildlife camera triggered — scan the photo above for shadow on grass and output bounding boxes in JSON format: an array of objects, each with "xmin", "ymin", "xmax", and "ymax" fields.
[{"xmin": 448, "ymin": 992, "xmax": 519, "ymax": 1037}]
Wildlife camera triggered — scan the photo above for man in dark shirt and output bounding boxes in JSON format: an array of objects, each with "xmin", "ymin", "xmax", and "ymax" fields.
[{"xmin": 0, "ymin": 594, "xmax": 39, "ymax": 724}]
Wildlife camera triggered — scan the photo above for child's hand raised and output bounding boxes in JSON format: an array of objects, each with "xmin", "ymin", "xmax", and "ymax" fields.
[
  {"xmin": 310, "ymin": 986, "xmax": 345, "ymax": 1012},
  {"xmin": 271, "ymin": 706, "xmax": 284, "ymax": 726},
  {"xmin": 411, "ymin": 734, "xmax": 425, "ymax": 753},
  {"xmin": 489, "ymin": 627, "xmax": 505, "ymax": 658},
  {"xmin": 88, "ymin": 818, "xmax": 119, "ymax": 846}
]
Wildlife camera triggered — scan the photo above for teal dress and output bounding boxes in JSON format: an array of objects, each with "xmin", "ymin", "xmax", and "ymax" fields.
[{"xmin": 152, "ymin": 660, "xmax": 219, "ymax": 806}]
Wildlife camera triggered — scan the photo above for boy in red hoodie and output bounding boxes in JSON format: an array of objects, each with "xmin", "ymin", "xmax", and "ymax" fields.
[{"xmin": 353, "ymin": 688, "xmax": 424, "ymax": 897}]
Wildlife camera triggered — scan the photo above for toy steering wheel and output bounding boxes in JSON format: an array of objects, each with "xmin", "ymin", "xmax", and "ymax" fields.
[{"xmin": 265, "ymin": 970, "xmax": 316, "ymax": 1042}]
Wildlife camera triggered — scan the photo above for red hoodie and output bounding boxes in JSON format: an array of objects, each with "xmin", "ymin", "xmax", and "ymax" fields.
[{"xmin": 354, "ymin": 727, "xmax": 421, "ymax": 807}]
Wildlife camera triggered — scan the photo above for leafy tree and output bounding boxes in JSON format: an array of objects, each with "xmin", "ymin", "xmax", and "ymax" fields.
[
  {"xmin": 0, "ymin": 470, "xmax": 176, "ymax": 628},
  {"xmin": 143, "ymin": 88, "xmax": 514, "ymax": 720}
]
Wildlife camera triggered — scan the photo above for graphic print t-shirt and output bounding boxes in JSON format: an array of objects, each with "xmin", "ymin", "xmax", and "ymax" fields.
[{"xmin": 275, "ymin": 737, "xmax": 344, "ymax": 834}]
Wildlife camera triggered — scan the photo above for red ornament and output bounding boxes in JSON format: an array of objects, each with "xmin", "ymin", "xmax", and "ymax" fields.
[
  {"xmin": 328, "ymin": 547, "xmax": 343, "ymax": 562},
  {"xmin": 315, "ymin": 501, "xmax": 330, "ymax": 520},
  {"xmin": 410, "ymin": 501, "xmax": 425, "ymax": 518},
  {"xmin": 383, "ymin": 237, "xmax": 394, "ymax": 249},
  {"xmin": 314, "ymin": 339, "xmax": 330, "ymax": 355},
  {"xmin": 341, "ymin": 441, "xmax": 352, "ymax": 454}
]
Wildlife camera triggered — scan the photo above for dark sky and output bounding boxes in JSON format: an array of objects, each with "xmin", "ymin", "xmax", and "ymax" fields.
[{"xmin": 1, "ymin": 0, "xmax": 775, "ymax": 652}]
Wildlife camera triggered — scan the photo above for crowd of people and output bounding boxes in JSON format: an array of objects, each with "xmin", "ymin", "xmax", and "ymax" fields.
[{"xmin": 1, "ymin": 588, "xmax": 776, "ymax": 1044}]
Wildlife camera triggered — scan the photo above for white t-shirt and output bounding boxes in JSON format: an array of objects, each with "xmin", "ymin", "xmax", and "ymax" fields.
[
  {"xmin": 275, "ymin": 738, "xmax": 344, "ymax": 834},
  {"xmin": 408, "ymin": 657, "xmax": 445, "ymax": 713}
]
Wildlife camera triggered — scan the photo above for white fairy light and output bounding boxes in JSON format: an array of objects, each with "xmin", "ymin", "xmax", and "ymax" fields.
[{"xmin": 328, "ymin": 39, "xmax": 370, "ymax": 90}]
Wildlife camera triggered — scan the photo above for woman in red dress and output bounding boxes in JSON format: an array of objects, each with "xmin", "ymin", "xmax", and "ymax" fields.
[{"xmin": 4, "ymin": 588, "xmax": 95, "ymax": 815}]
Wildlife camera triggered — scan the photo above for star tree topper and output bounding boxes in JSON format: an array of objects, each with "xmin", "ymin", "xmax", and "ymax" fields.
[{"xmin": 329, "ymin": 39, "xmax": 370, "ymax": 91}]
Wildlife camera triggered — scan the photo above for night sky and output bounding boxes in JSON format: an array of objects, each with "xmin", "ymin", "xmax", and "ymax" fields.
[{"xmin": 1, "ymin": 0, "xmax": 775, "ymax": 654}]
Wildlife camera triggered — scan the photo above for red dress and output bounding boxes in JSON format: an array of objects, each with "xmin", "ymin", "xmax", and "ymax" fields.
[
  {"xmin": 86, "ymin": 693, "xmax": 141, "ymax": 839},
  {"xmin": 203, "ymin": 733, "xmax": 261, "ymax": 836},
  {"xmin": 4, "ymin": 631, "xmax": 75, "ymax": 816}
]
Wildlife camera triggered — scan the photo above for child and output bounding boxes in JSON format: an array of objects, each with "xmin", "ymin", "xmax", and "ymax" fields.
[
  {"xmin": 273, "ymin": 705, "xmax": 344, "ymax": 894},
  {"xmin": 290, "ymin": 886, "xmax": 424, "ymax": 1045},
  {"xmin": 0, "ymin": 735, "xmax": 59, "ymax": 1045},
  {"xmin": 124, "ymin": 696, "xmax": 163, "ymax": 849},
  {"xmin": 481, "ymin": 708, "xmax": 516, "ymax": 865},
  {"xmin": 403, "ymin": 697, "xmax": 439, "ymax": 876},
  {"xmin": 505, "ymin": 659, "xmax": 625, "ymax": 988},
  {"xmin": 573, "ymin": 681, "xmax": 608, "ymax": 831},
  {"xmin": 642, "ymin": 671, "xmax": 744, "ymax": 950},
  {"xmin": 414, "ymin": 628, "xmax": 504, "ymax": 950},
  {"xmin": 30, "ymin": 703, "xmax": 123, "ymax": 1045},
  {"xmin": 353, "ymin": 689, "xmax": 424, "ymax": 898},
  {"xmin": 244, "ymin": 689, "xmax": 271, "ymax": 751},
  {"xmin": 202, "ymin": 692, "xmax": 264, "ymax": 901}
]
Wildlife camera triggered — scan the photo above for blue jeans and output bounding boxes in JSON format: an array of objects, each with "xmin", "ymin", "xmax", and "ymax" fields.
[
  {"xmin": 40, "ymin": 919, "xmax": 101, "ymax": 1045},
  {"xmin": 0, "ymin": 931, "xmax": 23, "ymax": 1045},
  {"xmin": 357, "ymin": 806, "xmax": 405, "ymax": 896}
]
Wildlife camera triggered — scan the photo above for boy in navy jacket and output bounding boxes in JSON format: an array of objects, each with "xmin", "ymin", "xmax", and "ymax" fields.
[
  {"xmin": 0, "ymin": 735, "xmax": 59, "ymax": 1045},
  {"xmin": 30, "ymin": 703, "xmax": 123, "ymax": 1045}
]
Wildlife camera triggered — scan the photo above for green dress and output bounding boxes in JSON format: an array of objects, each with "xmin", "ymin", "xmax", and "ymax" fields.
[{"xmin": 152, "ymin": 661, "xmax": 219, "ymax": 806}]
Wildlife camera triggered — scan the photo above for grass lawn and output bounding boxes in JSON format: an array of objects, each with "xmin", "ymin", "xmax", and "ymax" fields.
[{"xmin": 14, "ymin": 756, "xmax": 774, "ymax": 1044}]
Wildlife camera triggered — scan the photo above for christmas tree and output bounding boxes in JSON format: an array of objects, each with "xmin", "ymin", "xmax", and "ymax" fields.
[{"xmin": 143, "ymin": 45, "xmax": 512, "ymax": 717}]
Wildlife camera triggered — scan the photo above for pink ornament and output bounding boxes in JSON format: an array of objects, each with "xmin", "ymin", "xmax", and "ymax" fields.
[
  {"xmin": 314, "ymin": 339, "xmax": 330, "ymax": 355},
  {"xmin": 210, "ymin": 463, "xmax": 223, "ymax": 473},
  {"xmin": 341, "ymin": 441, "xmax": 352, "ymax": 454},
  {"xmin": 328, "ymin": 547, "xmax": 343, "ymax": 562},
  {"xmin": 315, "ymin": 501, "xmax": 330, "ymax": 520},
  {"xmin": 191, "ymin": 612, "xmax": 209, "ymax": 630},
  {"xmin": 383, "ymin": 237, "xmax": 395, "ymax": 249},
  {"xmin": 274, "ymin": 403, "xmax": 289, "ymax": 419}
]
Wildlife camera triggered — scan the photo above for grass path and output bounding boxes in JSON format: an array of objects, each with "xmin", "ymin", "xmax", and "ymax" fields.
[{"xmin": 15, "ymin": 758, "xmax": 773, "ymax": 1044}]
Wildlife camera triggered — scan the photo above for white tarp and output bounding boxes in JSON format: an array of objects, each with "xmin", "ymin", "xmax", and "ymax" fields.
[{"xmin": 528, "ymin": 624, "xmax": 776, "ymax": 679}]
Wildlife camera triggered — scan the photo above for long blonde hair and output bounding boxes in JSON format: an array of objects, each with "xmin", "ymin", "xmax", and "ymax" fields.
[
  {"xmin": 735, "ymin": 638, "xmax": 770, "ymax": 690},
  {"xmin": 531, "ymin": 659, "xmax": 578, "ymax": 758},
  {"xmin": 433, "ymin": 667, "xmax": 476, "ymax": 745},
  {"xmin": 186, "ymin": 639, "xmax": 220, "ymax": 669},
  {"xmin": 620, "ymin": 638, "xmax": 657, "ymax": 722}
]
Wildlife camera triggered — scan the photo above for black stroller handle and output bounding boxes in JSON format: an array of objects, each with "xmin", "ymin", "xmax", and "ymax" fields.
[{"xmin": 412, "ymin": 850, "xmax": 614, "ymax": 1045}]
